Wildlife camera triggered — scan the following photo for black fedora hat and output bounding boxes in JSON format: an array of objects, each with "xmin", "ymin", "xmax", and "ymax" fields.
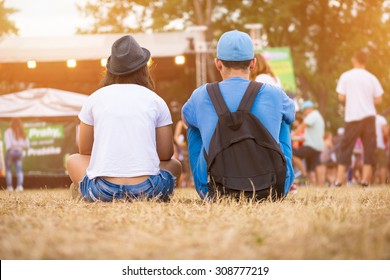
[{"xmin": 106, "ymin": 35, "xmax": 151, "ymax": 76}]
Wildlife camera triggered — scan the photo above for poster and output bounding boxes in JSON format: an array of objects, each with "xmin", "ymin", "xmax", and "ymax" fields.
[
  {"xmin": 257, "ymin": 47, "xmax": 297, "ymax": 95},
  {"xmin": 0, "ymin": 118, "xmax": 79, "ymax": 177}
]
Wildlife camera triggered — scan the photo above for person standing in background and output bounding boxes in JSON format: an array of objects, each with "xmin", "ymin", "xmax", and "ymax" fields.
[
  {"xmin": 334, "ymin": 50, "xmax": 384, "ymax": 187},
  {"xmin": 317, "ymin": 132, "xmax": 338, "ymax": 186},
  {"xmin": 4, "ymin": 118, "xmax": 30, "ymax": 192},
  {"xmin": 375, "ymin": 114, "xmax": 389, "ymax": 185},
  {"xmin": 292, "ymin": 101, "xmax": 325, "ymax": 185}
]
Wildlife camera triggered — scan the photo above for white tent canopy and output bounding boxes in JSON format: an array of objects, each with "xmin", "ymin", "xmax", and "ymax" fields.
[{"xmin": 0, "ymin": 88, "xmax": 88, "ymax": 118}]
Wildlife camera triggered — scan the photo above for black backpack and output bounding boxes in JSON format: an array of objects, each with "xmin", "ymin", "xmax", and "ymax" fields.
[{"xmin": 205, "ymin": 81, "xmax": 286, "ymax": 201}]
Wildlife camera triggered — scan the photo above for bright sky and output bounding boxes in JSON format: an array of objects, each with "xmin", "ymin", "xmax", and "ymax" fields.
[{"xmin": 5, "ymin": 0, "xmax": 89, "ymax": 37}]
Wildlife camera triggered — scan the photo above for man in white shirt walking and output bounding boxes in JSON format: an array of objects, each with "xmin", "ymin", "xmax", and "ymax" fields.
[{"xmin": 335, "ymin": 50, "xmax": 384, "ymax": 187}]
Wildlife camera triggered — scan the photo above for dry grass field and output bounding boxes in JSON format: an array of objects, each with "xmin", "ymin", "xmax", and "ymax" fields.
[{"xmin": 1, "ymin": 185, "xmax": 390, "ymax": 260}]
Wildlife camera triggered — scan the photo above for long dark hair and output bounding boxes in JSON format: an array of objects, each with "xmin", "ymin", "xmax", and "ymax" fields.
[
  {"xmin": 100, "ymin": 64, "xmax": 155, "ymax": 91},
  {"xmin": 10, "ymin": 118, "xmax": 26, "ymax": 140},
  {"xmin": 250, "ymin": 53, "xmax": 277, "ymax": 81}
]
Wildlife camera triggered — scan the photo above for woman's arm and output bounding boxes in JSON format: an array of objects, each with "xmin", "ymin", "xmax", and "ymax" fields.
[
  {"xmin": 78, "ymin": 121, "xmax": 94, "ymax": 155},
  {"xmin": 156, "ymin": 124, "xmax": 174, "ymax": 161}
]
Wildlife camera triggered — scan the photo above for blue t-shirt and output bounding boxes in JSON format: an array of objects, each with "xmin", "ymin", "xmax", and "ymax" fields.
[{"xmin": 182, "ymin": 77, "xmax": 296, "ymax": 197}]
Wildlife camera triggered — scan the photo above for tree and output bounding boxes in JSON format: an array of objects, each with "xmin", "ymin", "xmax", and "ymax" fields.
[
  {"xmin": 78, "ymin": 0, "xmax": 220, "ymax": 80},
  {"xmin": 241, "ymin": 0, "xmax": 390, "ymax": 130},
  {"xmin": 0, "ymin": 1, "xmax": 18, "ymax": 95},
  {"xmin": 78, "ymin": 0, "xmax": 390, "ymax": 131},
  {"xmin": 0, "ymin": 0, "xmax": 18, "ymax": 36}
]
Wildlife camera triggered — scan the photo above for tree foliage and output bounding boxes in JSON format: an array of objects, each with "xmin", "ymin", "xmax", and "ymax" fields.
[
  {"xmin": 78, "ymin": 0, "xmax": 390, "ymax": 130},
  {"xmin": 0, "ymin": 0, "xmax": 18, "ymax": 36}
]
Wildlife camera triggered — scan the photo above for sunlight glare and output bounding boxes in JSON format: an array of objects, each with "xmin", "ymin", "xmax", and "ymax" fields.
[
  {"xmin": 27, "ymin": 60, "xmax": 36, "ymax": 69},
  {"xmin": 100, "ymin": 58, "xmax": 107, "ymax": 67},
  {"xmin": 175, "ymin": 55, "xmax": 185, "ymax": 65},
  {"xmin": 329, "ymin": 0, "xmax": 341, "ymax": 7},
  {"xmin": 67, "ymin": 59, "xmax": 77, "ymax": 68}
]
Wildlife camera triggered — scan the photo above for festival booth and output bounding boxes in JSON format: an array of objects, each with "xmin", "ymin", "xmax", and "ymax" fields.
[{"xmin": 0, "ymin": 88, "xmax": 88, "ymax": 187}]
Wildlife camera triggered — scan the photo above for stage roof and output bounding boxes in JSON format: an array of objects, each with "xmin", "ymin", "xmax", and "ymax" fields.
[
  {"xmin": 0, "ymin": 88, "xmax": 88, "ymax": 118},
  {"xmin": 0, "ymin": 32, "xmax": 197, "ymax": 63}
]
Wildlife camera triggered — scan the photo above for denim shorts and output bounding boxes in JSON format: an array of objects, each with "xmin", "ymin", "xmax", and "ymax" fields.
[{"xmin": 78, "ymin": 170, "xmax": 175, "ymax": 202}]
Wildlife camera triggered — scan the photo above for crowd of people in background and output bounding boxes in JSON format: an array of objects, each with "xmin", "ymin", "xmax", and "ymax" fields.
[
  {"xmin": 172, "ymin": 48, "xmax": 386, "ymax": 191},
  {"xmin": 1, "ymin": 32, "xmax": 387, "ymax": 198},
  {"xmin": 291, "ymin": 50, "xmax": 385, "ymax": 188},
  {"xmin": 292, "ymin": 114, "xmax": 389, "ymax": 188}
]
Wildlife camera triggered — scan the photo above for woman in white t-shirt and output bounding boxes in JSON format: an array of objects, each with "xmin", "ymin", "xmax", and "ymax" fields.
[{"xmin": 66, "ymin": 35, "xmax": 181, "ymax": 202}]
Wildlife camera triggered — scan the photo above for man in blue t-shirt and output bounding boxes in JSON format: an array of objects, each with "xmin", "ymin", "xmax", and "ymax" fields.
[{"xmin": 182, "ymin": 30, "xmax": 296, "ymax": 199}]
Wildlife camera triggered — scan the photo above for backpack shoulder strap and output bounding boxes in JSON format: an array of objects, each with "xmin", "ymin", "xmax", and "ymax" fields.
[
  {"xmin": 237, "ymin": 81, "xmax": 263, "ymax": 112},
  {"xmin": 206, "ymin": 82, "xmax": 229, "ymax": 116}
]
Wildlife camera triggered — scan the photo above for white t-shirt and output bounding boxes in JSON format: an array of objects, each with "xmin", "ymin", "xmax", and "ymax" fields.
[
  {"xmin": 303, "ymin": 110, "xmax": 325, "ymax": 151},
  {"xmin": 375, "ymin": 114, "xmax": 387, "ymax": 150},
  {"xmin": 4, "ymin": 128, "xmax": 30, "ymax": 151},
  {"xmin": 255, "ymin": 74, "xmax": 282, "ymax": 88},
  {"xmin": 79, "ymin": 84, "xmax": 172, "ymax": 179},
  {"xmin": 336, "ymin": 68, "xmax": 383, "ymax": 122}
]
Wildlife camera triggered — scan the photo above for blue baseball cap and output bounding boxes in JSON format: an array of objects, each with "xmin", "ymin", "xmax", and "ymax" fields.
[
  {"xmin": 301, "ymin": 100, "xmax": 314, "ymax": 111},
  {"xmin": 217, "ymin": 30, "xmax": 254, "ymax": 61}
]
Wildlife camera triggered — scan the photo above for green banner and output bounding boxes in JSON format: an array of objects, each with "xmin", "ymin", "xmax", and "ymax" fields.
[
  {"xmin": 0, "ymin": 118, "xmax": 79, "ymax": 176},
  {"xmin": 256, "ymin": 47, "xmax": 297, "ymax": 95}
]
